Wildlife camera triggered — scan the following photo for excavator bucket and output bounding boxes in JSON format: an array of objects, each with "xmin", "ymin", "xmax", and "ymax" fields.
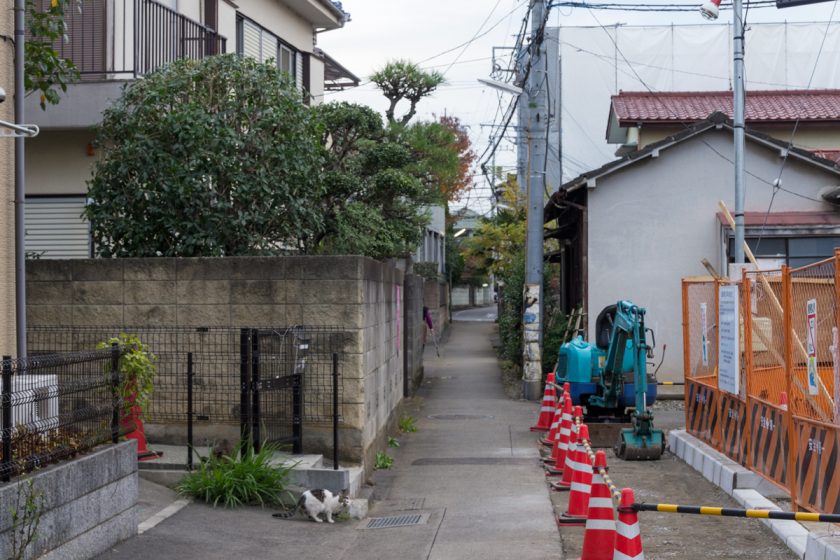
[{"xmin": 614, "ymin": 428, "xmax": 664, "ymax": 461}]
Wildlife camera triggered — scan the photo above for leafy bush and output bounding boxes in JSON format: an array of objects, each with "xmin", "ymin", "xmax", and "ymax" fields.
[
  {"xmin": 398, "ymin": 416, "xmax": 418, "ymax": 433},
  {"xmin": 177, "ymin": 444, "xmax": 294, "ymax": 507},
  {"xmin": 413, "ymin": 262, "xmax": 439, "ymax": 280},
  {"xmin": 374, "ymin": 451, "xmax": 394, "ymax": 470},
  {"xmin": 97, "ymin": 333, "xmax": 157, "ymax": 417}
]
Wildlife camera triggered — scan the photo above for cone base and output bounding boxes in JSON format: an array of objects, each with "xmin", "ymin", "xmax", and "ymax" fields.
[
  {"xmin": 555, "ymin": 514, "xmax": 585, "ymax": 527},
  {"xmin": 539, "ymin": 437, "xmax": 554, "ymax": 446},
  {"xmin": 542, "ymin": 456, "xmax": 556, "ymax": 464},
  {"xmin": 550, "ymin": 480, "xmax": 570, "ymax": 490},
  {"xmin": 530, "ymin": 426, "xmax": 549, "ymax": 432},
  {"xmin": 138, "ymin": 450, "xmax": 163, "ymax": 462},
  {"xmin": 545, "ymin": 465, "xmax": 564, "ymax": 476}
]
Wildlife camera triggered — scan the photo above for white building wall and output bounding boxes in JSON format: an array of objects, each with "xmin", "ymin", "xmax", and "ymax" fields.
[
  {"xmin": 586, "ymin": 129, "xmax": 839, "ymax": 382},
  {"xmin": 232, "ymin": 0, "xmax": 314, "ymax": 52}
]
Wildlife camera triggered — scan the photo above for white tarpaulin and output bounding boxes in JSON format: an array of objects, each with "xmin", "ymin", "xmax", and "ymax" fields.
[{"xmin": 556, "ymin": 22, "xmax": 840, "ymax": 183}]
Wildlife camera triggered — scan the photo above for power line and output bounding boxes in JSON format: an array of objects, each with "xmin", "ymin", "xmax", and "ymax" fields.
[{"xmin": 440, "ymin": 0, "xmax": 505, "ymax": 78}]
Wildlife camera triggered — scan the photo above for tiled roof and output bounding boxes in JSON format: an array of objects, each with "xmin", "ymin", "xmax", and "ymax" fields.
[
  {"xmin": 612, "ymin": 90, "xmax": 840, "ymax": 123},
  {"xmin": 813, "ymin": 149, "xmax": 840, "ymax": 164}
]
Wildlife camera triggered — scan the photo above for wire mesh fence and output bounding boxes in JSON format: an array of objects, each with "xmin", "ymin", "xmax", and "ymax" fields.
[
  {"xmin": 743, "ymin": 269, "xmax": 785, "ymax": 404},
  {"xmin": 27, "ymin": 326, "xmax": 347, "ymax": 457},
  {"xmin": 0, "ymin": 349, "xmax": 119, "ymax": 481},
  {"xmin": 684, "ymin": 280, "xmax": 718, "ymax": 383}
]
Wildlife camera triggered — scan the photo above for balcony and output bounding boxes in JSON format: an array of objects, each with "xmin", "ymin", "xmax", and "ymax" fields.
[{"xmin": 28, "ymin": 0, "xmax": 226, "ymax": 128}]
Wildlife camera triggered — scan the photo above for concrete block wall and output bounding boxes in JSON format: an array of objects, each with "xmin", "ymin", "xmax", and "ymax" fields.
[
  {"xmin": 26, "ymin": 256, "xmax": 406, "ymax": 467},
  {"xmin": 403, "ymin": 274, "xmax": 424, "ymax": 396},
  {"xmin": 0, "ymin": 441, "xmax": 137, "ymax": 560}
]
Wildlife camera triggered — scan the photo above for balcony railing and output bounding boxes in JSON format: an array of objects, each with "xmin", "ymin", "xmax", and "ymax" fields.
[{"xmin": 47, "ymin": 0, "xmax": 226, "ymax": 80}]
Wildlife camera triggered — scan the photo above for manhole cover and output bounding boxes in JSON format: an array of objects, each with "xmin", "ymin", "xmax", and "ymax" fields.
[
  {"xmin": 427, "ymin": 414, "xmax": 494, "ymax": 420},
  {"xmin": 366, "ymin": 514, "xmax": 424, "ymax": 529}
]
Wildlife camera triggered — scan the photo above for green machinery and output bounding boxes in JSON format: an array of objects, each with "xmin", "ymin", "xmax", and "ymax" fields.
[{"xmin": 555, "ymin": 300, "xmax": 664, "ymax": 460}]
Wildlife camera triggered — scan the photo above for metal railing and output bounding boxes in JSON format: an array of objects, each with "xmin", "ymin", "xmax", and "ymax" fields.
[
  {"xmin": 0, "ymin": 349, "xmax": 121, "ymax": 482},
  {"xmin": 47, "ymin": 0, "xmax": 226, "ymax": 80}
]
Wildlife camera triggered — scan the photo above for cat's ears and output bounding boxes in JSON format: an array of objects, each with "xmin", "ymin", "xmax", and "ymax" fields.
[{"xmin": 339, "ymin": 489, "xmax": 349, "ymax": 498}]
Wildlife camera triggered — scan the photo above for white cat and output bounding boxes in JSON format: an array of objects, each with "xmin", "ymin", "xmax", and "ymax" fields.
[{"xmin": 273, "ymin": 489, "xmax": 351, "ymax": 523}]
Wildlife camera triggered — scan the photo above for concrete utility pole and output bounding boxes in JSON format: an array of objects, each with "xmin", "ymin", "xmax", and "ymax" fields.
[
  {"xmin": 732, "ymin": 0, "xmax": 746, "ymax": 264},
  {"xmin": 522, "ymin": 0, "xmax": 548, "ymax": 400}
]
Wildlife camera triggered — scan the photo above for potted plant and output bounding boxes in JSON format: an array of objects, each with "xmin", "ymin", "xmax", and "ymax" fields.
[{"xmin": 98, "ymin": 333, "xmax": 158, "ymax": 459}]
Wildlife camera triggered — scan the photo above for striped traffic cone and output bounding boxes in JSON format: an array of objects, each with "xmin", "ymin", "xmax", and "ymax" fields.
[
  {"xmin": 550, "ymin": 405, "xmax": 582, "ymax": 481},
  {"xmin": 531, "ymin": 372, "xmax": 557, "ymax": 432},
  {"xmin": 557, "ymin": 424, "xmax": 592, "ymax": 525},
  {"xmin": 614, "ymin": 488, "xmax": 644, "ymax": 560},
  {"xmin": 576, "ymin": 451, "xmax": 615, "ymax": 560},
  {"xmin": 779, "ymin": 391, "xmax": 789, "ymax": 412},
  {"xmin": 544, "ymin": 393, "xmax": 573, "ymax": 465},
  {"xmin": 541, "ymin": 388, "xmax": 568, "ymax": 446}
]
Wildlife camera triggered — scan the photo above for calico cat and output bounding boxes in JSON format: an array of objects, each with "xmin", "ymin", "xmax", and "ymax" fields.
[{"xmin": 273, "ymin": 489, "xmax": 351, "ymax": 523}]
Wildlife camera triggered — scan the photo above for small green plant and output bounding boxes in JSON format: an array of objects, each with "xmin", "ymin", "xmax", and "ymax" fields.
[
  {"xmin": 398, "ymin": 415, "xmax": 418, "ymax": 433},
  {"xmin": 335, "ymin": 511, "xmax": 352, "ymax": 522},
  {"xmin": 387, "ymin": 436, "xmax": 400, "ymax": 448},
  {"xmin": 10, "ymin": 478, "xmax": 45, "ymax": 560},
  {"xmin": 374, "ymin": 451, "xmax": 394, "ymax": 470},
  {"xmin": 97, "ymin": 333, "xmax": 157, "ymax": 417},
  {"xmin": 177, "ymin": 443, "xmax": 295, "ymax": 507},
  {"xmin": 413, "ymin": 262, "xmax": 440, "ymax": 280}
]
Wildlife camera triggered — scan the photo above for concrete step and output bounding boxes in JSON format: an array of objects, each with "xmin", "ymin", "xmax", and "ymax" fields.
[{"xmin": 137, "ymin": 444, "xmax": 364, "ymax": 500}]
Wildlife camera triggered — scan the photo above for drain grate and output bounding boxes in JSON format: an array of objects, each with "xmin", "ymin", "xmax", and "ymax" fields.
[{"xmin": 366, "ymin": 514, "xmax": 423, "ymax": 529}]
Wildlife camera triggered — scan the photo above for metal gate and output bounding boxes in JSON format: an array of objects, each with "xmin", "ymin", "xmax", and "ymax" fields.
[{"xmin": 240, "ymin": 328, "xmax": 304, "ymax": 454}]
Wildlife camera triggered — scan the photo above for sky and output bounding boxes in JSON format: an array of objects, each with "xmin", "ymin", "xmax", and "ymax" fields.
[{"xmin": 318, "ymin": 0, "xmax": 840, "ymax": 216}]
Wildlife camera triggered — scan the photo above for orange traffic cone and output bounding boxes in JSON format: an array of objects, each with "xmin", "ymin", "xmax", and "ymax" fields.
[
  {"xmin": 540, "ymin": 400, "xmax": 564, "ymax": 447},
  {"xmin": 557, "ymin": 424, "xmax": 592, "ymax": 525},
  {"xmin": 614, "ymin": 488, "xmax": 644, "ymax": 559},
  {"xmin": 544, "ymin": 394, "xmax": 573, "ymax": 465},
  {"xmin": 575, "ymin": 451, "xmax": 615, "ymax": 560},
  {"xmin": 550, "ymin": 405, "xmax": 582, "ymax": 481},
  {"xmin": 531, "ymin": 372, "xmax": 556, "ymax": 431},
  {"xmin": 779, "ymin": 391, "xmax": 789, "ymax": 412}
]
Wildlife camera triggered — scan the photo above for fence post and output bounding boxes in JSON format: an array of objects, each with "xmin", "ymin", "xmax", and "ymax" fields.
[
  {"xmin": 187, "ymin": 352, "xmax": 194, "ymax": 471},
  {"xmin": 333, "ymin": 352, "xmax": 339, "ymax": 470},
  {"xmin": 834, "ymin": 248, "xmax": 840, "ymax": 424},
  {"xmin": 742, "ymin": 274, "xmax": 753, "ymax": 470},
  {"xmin": 239, "ymin": 328, "xmax": 252, "ymax": 456},
  {"xmin": 681, "ymin": 280, "xmax": 690, "ymax": 431},
  {"xmin": 251, "ymin": 329, "xmax": 261, "ymax": 455},
  {"xmin": 782, "ymin": 265, "xmax": 799, "ymax": 511},
  {"xmin": 110, "ymin": 343, "xmax": 120, "ymax": 445},
  {"xmin": 1, "ymin": 356, "xmax": 12, "ymax": 482}
]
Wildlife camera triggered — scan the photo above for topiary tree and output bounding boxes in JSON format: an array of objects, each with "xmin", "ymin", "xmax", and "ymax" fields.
[
  {"xmin": 85, "ymin": 54, "xmax": 325, "ymax": 257},
  {"xmin": 370, "ymin": 60, "xmax": 445, "ymax": 126}
]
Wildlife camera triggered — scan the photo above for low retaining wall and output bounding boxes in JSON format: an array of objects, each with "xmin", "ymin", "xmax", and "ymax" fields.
[{"xmin": 0, "ymin": 441, "xmax": 137, "ymax": 560}]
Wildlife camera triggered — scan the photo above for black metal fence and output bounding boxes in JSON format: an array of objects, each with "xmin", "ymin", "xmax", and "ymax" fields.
[
  {"xmin": 37, "ymin": 0, "xmax": 226, "ymax": 80},
  {"xmin": 0, "ymin": 349, "xmax": 121, "ymax": 482},
  {"xmin": 28, "ymin": 326, "xmax": 346, "ymax": 467}
]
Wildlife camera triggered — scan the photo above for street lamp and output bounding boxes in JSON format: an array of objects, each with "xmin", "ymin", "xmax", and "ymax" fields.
[{"xmin": 700, "ymin": 0, "xmax": 746, "ymax": 266}]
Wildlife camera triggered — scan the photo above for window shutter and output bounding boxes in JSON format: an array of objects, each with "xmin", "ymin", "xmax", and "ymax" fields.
[
  {"xmin": 25, "ymin": 198, "xmax": 91, "ymax": 259},
  {"xmin": 295, "ymin": 52, "xmax": 303, "ymax": 90},
  {"xmin": 241, "ymin": 19, "xmax": 262, "ymax": 60}
]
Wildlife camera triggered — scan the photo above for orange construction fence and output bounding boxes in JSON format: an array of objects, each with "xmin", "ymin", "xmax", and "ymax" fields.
[{"xmin": 683, "ymin": 249, "xmax": 840, "ymax": 515}]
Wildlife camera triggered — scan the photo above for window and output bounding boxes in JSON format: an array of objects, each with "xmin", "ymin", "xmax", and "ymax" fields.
[
  {"xmin": 727, "ymin": 236, "xmax": 840, "ymax": 268},
  {"xmin": 236, "ymin": 15, "xmax": 297, "ymax": 80}
]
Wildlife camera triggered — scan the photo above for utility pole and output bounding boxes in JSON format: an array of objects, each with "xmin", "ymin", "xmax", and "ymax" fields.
[
  {"xmin": 732, "ymin": 0, "xmax": 746, "ymax": 264},
  {"xmin": 522, "ymin": 0, "xmax": 548, "ymax": 400}
]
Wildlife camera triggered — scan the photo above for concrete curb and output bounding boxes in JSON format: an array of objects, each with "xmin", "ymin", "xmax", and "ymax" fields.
[{"xmin": 668, "ymin": 430, "xmax": 840, "ymax": 560}]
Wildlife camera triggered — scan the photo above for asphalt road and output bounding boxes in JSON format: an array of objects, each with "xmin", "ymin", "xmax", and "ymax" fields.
[{"xmin": 452, "ymin": 305, "xmax": 498, "ymax": 322}]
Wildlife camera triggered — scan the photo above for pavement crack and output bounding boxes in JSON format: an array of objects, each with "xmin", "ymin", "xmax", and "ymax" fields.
[
  {"xmin": 425, "ymin": 507, "xmax": 447, "ymax": 560},
  {"xmin": 509, "ymin": 425, "xmax": 514, "ymax": 456}
]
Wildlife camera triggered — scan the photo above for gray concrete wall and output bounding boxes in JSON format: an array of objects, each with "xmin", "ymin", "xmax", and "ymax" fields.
[
  {"xmin": 423, "ymin": 278, "xmax": 449, "ymax": 332},
  {"xmin": 0, "ymin": 441, "xmax": 137, "ymax": 560},
  {"xmin": 587, "ymin": 129, "xmax": 839, "ymax": 381},
  {"xmin": 403, "ymin": 274, "xmax": 424, "ymax": 395},
  {"xmin": 26, "ymin": 256, "xmax": 405, "ymax": 465}
]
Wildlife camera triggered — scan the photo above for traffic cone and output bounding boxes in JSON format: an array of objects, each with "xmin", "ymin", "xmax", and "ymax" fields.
[
  {"xmin": 544, "ymin": 394, "xmax": 573, "ymax": 465},
  {"xmin": 557, "ymin": 424, "xmax": 592, "ymax": 525},
  {"xmin": 550, "ymin": 405, "xmax": 583, "ymax": 482},
  {"xmin": 531, "ymin": 372, "xmax": 556, "ymax": 431},
  {"xmin": 614, "ymin": 488, "xmax": 644, "ymax": 560},
  {"xmin": 541, "ymin": 389, "xmax": 567, "ymax": 446},
  {"xmin": 575, "ymin": 451, "xmax": 615, "ymax": 560},
  {"xmin": 779, "ymin": 391, "xmax": 789, "ymax": 412}
]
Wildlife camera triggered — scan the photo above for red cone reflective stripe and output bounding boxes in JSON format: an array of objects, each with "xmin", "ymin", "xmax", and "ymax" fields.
[
  {"xmin": 614, "ymin": 488, "xmax": 644, "ymax": 560},
  {"xmin": 531, "ymin": 372, "xmax": 556, "ymax": 431},
  {"xmin": 577, "ymin": 451, "xmax": 616, "ymax": 560},
  {"xmin": 562, "ymin": 424, "xmax": 592, "ymax": 520}
]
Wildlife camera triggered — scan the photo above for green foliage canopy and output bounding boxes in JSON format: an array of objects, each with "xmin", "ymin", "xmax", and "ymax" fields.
[
  {"xmin": 370, "ymin": 60, "xmax": 445, "ymax": 126},
  {"xmin": 86, "ymin": 55, "xmax": 325, "ymax": 257},
  {"xmin": 25, "ymin": 0, "xmax": 80, "ymax": 109}
]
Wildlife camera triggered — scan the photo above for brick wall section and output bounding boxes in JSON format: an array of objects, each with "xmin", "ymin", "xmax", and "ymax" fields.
[
  {"xmin": 0, "ymin": 11, "xmax": 16, "ymax": 357},
  {"xmin": 0, "ymin": 441, "xmax": 137, "ymax": 559},
  {"xmin": 26, "ymin": 256, "xmax": 405, "ymax": 464}
]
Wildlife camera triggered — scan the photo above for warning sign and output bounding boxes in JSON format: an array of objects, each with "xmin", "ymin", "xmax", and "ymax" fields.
[
  {"xmin": 807, "ymin": 299, "xmax": 818, "ymax": 396},
  {"xmin": 718, "ymin": 285, "xmax": 740, "ymax": 396}
]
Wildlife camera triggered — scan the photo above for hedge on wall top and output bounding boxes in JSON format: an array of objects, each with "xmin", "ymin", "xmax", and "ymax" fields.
[{"xmin": 85, "ymin": 54, "xmax": 325, "ymax": 258}]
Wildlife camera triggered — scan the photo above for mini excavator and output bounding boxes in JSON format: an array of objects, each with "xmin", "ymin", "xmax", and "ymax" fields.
[{"xmin": 554, "ymin": 300, "xmax": 664, "ymax": 460}]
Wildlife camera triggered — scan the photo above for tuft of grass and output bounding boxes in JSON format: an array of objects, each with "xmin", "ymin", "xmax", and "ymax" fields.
[
  {"xmin": 177, "ymin": 444, "xmax": 295, "ymax": 508},
  {"xmin": 387, "ymin": 436, "xmax": 400, "ymax": 448},
  {"xmin": 398, "ymin": 415, "xmax": 418, "ymax": 433},
  {"xmin": 374, "ymin": 451, "xmax": 394, "ymax": 470}
]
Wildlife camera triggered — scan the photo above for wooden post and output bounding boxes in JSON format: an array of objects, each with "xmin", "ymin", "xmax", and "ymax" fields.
[{"xmin": 783, "ymin": 266, "xmax": 799, "ymax": 511}]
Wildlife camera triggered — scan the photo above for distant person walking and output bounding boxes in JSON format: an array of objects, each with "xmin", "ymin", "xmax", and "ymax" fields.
[{"xmin": 423, "ymin": 306, "xmax": 440, "ymax": 356}]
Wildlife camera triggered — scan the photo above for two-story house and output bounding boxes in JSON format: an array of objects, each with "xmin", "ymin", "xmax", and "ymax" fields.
[{"xmin": 24, "ymin": 0, "xmax": 358, "ymax": 258}]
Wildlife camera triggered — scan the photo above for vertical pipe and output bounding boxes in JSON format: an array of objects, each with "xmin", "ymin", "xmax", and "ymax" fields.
[
  {"xmin": 251, "ymin": 329, "xmax": 261, "ymax": 454},
  {"xmin": 782, "ymin": 266, "xmax": 799, "ymax": 511},
  {"xmin": 332, "ymin": 352, "xmax": 339, "ymax": 470},
  {"xmin": 742, "ymin": 274, "xmax": 753, "ymax": 470},
  {"xmin": 682, "ymin": 280, "xmax": 691, "ymax": 431},
  {"xmin": 110, "ymin": 343, "xmax": 120, "ymax": 444},
  {"xmin": 239, "ymin": 328, "xmax": 251, "ymax": 455},
  {"xmin": 187, "ymin": 351, "xmax": 194, "ymax": 471},
  {"xmin": 732, "ymin": 0, "xmax": 746, "ymax": 264},
  {"xmin": 14, "ymin": 0, "xmax": 27, "ymax": 359},
  {"xmin": 2, "ymin": 356, "xmax": 13, "ymax": 482}
]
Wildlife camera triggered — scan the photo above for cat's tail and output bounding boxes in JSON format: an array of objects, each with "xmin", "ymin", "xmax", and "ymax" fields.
[{"xmin": 272, "ymin": 495, "xmax": 304, "ymax": 519}]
